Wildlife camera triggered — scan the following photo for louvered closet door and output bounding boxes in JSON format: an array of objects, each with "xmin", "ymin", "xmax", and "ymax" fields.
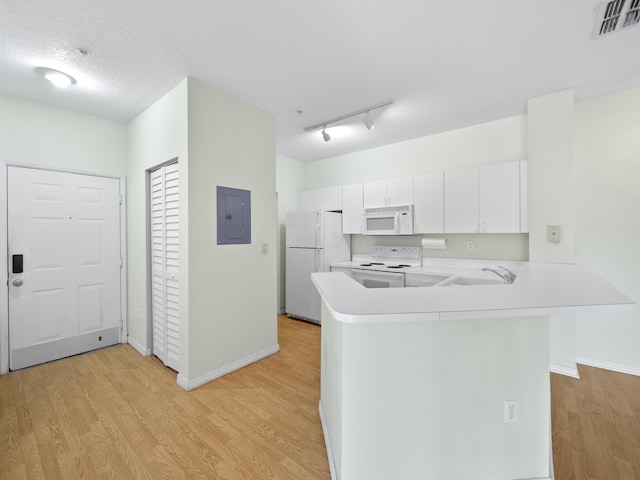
[{"xmin": 150, "ymin": 162, "xmax": 180, "ymax": 371}]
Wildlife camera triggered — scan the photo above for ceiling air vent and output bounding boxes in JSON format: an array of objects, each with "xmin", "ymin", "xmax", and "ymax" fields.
[{"xmin": 593, "ymin": 0, "xmax": 640, "ymax": 38}]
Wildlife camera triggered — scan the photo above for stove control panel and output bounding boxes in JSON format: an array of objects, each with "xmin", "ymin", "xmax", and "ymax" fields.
[{"xmin": 371, "ymin": 245, "xmax": 421, "ymax": 262}]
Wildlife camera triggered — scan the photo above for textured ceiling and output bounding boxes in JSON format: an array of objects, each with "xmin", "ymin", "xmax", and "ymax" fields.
[{"xmin": 1, "ymin": 1, "xmax": 639, "ymax": 162}]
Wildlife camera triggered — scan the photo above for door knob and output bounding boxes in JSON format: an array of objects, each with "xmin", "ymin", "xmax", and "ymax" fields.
[{"xmin": 12, "ymin": 279, "xmax": 23, "ymax": 287}]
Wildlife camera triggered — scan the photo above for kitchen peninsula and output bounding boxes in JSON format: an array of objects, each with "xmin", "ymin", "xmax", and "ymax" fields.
[{"xmin": 312, "ymin": 263, "xmax": 634, "ymax": 480}]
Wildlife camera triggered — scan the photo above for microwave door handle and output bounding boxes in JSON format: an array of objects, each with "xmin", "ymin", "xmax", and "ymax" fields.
[{"xmin": 395, "ymin": 212, "xmax": 400, "ymax": 233}]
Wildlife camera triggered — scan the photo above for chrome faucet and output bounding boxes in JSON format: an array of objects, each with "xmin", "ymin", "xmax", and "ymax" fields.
[{"xmin": 482, "ymin": 265, "xmax": 517, "ymax": 284}]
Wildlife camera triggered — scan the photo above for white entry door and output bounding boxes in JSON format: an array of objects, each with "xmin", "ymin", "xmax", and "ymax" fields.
[
  {"xmin": 150, "ymin": 162, "xmax": 180, "ymax": 371},
  {"xmin": 8, "ymin": 167, "xmax": 122, "ymax": 370}
]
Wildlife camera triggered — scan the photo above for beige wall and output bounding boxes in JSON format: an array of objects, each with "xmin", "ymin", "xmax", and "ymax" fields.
[
  {"xmin": 184, "ymin": 78, "xmax": 278, "ymax": 381},
  {"xmin": 527, "ymin": 89, "xmax": 577, "ymax": 374},
  {"xmin": 125, "ymin": 80, "xmax": 189, "ymax": 358},
  {"xmin": 0, "ymin": 93, "xmax": 126, "ymax": 174},
  {"xmin": 574, "ymin": 87, "xmax": 640, "ymax": 369}
]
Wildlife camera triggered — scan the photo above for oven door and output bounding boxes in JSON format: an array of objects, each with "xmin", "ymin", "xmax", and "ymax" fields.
[{"xmin": 351, "ymin": 268, "xmax": 405, "ymax": 288}]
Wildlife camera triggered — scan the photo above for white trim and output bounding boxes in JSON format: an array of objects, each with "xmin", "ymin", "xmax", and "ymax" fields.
[
  {"xmin": 127, "ymin": 336, "xmax": 151, "ymax": 356},
  {"xmin": 318, "ymin": 400, "xmax": 338, "ymax": 480},
  {"xmin": 576, "ymin": 355, "xmax": 640, "ymax": 377},
  {"xmin": 1, "ymin": 160, "xmax": 123, "ymax": 180},
  {"xmin": 176, "ymin": 344, "xmax": 280, "ymax": 391},
  {"xmin": 0, "ymin": 161, "xmax": 8, "ymax": 374},
  {"xmin": 550, "ymin": 363, "xmax": 580, "ymax": 379},
  {"xmin": 277, "ymin": 307, "xmax": 285, "ymax": 315},
  {"xmin": 120, "ymin": 177, "xmax": 128, "ymax": 345}
]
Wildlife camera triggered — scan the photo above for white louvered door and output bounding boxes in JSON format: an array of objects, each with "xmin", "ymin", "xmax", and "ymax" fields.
[{"xmin": 150, "ymin": 162, "xmax": 180, "ymax": 371}]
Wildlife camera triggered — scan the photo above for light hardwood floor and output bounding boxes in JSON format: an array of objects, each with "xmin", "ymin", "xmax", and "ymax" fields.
[{"xmin": 1, "ymin": 315, "xmax": 639, "ymax": 479}]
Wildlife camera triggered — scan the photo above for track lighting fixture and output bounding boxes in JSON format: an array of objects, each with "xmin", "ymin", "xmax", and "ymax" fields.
[
  {"xmin": 303, "ymin": 100, "xmax": 392, "ymax": 142},
  {"xmin": 322, "ymin": 127, "xmax": 331, "ymax": 142},
  {"xmin": 363, "ymin": 112, "xmax": 374, "ymax": 130}
]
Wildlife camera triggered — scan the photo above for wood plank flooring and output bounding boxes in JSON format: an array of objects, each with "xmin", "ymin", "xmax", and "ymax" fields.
[
  {"xmin": 551, "ymin": 364, "xmax": 640, "ymax": 480},
  {"xmin": 1, "ymin": 315, "xmax": 639, "ymax": 479}
]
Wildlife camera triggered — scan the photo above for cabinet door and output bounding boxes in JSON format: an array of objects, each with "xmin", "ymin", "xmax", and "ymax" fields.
[
  {"xmin": 520, "ymin": 160, "xmax": 528, "ymax": 233},
  {"xmin": 413, "ymin": 172, "xmax": 444, "ymax": 233},
  {"xmin": 444, "ymin": 168, "xmax": 479, "ymax": 233},
  {"xmin": 320, "ymin": 186, "xmax": 342, "ymax": 211},
  {"xmin": 386, "ymin": 176, "xmax": 414, "ymax": 206},
  {"xmin": 363, "ymin": 180, "xmax": 387, "ymax": 208},
  {"xmin": 479, "ymin": 161, "xmax": 520, "ymax": 233},
  {"xmin": 342, "ymin": 183, "xmax": 363, "ymax": 234}
]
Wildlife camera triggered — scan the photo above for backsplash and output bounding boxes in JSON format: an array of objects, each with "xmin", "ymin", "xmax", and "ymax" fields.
[{"xmin": 350, "ymin": 233, "xmax": 529, "ymax": 261}]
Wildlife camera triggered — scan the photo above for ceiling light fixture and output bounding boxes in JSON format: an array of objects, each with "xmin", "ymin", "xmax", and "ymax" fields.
[
  {"xmin": 363, "ymin": 112, "xmax": 375, "ymax": 130},
  {"xmin": 303, "ymin": 100, "xmax": 393, "ymax": 142},
  {"xmin": 35, "ymin": 67, "xmax": 77, "ymax": 88},
  {"xmin": 322, "ymin": 127, "xmax": 331, "ymax": 142}
]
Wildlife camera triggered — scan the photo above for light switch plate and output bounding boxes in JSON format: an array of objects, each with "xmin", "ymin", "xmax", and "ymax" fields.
[{"xmin": 547, "ymin": 225, "xmax": 561, "ymax": 243}]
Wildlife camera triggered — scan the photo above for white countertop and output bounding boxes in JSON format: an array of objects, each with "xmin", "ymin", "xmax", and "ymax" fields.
[{"xmin": 312, "ymin": 262, "xmax": 635, "ymax": 324}]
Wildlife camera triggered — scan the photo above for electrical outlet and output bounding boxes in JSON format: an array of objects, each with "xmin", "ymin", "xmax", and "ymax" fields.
[
  {"xmin": 261, "ymin": 243, "xmax": 268, "ymax": 254},
  {"xmin": 504, "ymin": 400, "xmax": 518, "ymax": 423},
  {"xmin": 467, "ymin": 241, "xmax": 474, "ymax": 251}
]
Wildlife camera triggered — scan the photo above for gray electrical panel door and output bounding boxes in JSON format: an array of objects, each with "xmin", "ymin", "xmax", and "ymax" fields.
[{"xmin": 217, "ymin": 186, "xmax": 251, "ymax": 244}]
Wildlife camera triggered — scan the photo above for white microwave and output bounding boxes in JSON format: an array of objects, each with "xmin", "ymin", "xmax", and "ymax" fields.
[{"xmin": 362, "ymin": 205, "xmax": 414, "ymax": 235}]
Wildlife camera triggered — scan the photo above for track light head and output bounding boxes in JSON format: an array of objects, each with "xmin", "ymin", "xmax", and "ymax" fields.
[
  {"xmin": 363, "ymin": 117, "xmax": 374, "ymax": 130},
  {"xmin": 322, "ymin": 127, "xmax": 331, "ymax": 142}
]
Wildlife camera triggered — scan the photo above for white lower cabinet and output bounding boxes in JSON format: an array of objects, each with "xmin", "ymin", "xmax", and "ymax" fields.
[{"xmin": 413, "ymin": 172, "xmax": 444, "ymax": 234}]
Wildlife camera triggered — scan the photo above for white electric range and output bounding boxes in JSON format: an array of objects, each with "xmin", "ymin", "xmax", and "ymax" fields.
[{"xmin": 330, "ymin": 245, "xmax": 422, "ymax": 288}]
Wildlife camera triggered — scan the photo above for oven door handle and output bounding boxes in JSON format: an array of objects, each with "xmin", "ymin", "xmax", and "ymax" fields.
[{"xmin": 351, "ymin": 269, "xmax": 405, "ymax": 279}]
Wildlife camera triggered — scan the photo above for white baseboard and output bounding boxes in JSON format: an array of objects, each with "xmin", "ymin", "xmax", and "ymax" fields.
[
  {"xmin": 550, "ymin": 363, "xmax": 580, "ymax": 379},
  {"xmin": 127, "ymin": 336, "xmax": 151, "ymax": 357},
  {"xmin": 277, "ymin": 307, "xmax": 285, "ymax": 315},
  {"xmin": 576, "ymin": 355, "xmax": 640, "ymax": 377},
  {"xmin": 318, "ymin": 400, "xmax": 337, "ymax": 480},
  {"xmin": 176, "ymin": 344, "xmax": 280, "ymax": 391}
]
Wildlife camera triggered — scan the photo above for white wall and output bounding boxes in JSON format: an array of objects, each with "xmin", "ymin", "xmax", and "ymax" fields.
[
  {"xmin": 276, "ymin": 154, "xmax": 307, "ymax": 311},
  {"xmin": 0, "ymin": 93, "xmax": 126, "ymax": 174},
  {"xmin": 0, "ymin": 93, "xmax": 127, "ymax": 373},
  {"xmin": 125, "ymin": 80, "xmax": 189, "ymax": 359},
  {"xmin": 574, "ymin": 87, "xmax": 640, "ymax": 369},
  {"xmin": 527, "ymin": 90, "xmax": 577, "ymax": 375},
  {"xmin": 184, "ymin": 78, "xmax": 278, "ymax": 381}
]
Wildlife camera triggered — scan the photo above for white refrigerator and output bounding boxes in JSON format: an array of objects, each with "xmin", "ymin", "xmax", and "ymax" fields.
[{"xmin": 285, "ymin": 211, "xmax": 350, "ymax": 323}]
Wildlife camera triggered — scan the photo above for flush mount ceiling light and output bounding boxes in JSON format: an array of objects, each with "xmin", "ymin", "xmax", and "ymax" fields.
[
  {"xmin": 303, "ymin": 100, "xmax": 393, "ymax": 142},
  {"xmin": 35, "ymin": 67, "xmax": 77, "ymax": 88}
]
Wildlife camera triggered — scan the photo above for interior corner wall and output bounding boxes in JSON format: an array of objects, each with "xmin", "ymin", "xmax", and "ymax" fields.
[
  {"xmin": 185, "ymin": 78, "xmax": 277, "ymax": 381},
  {"xmin": 574, "ymin": 87, "xmax": 640, "ymax": 369},
  {"xmin": 276, "ymin": 154, "xmax": 307, "ymax": 312},
  {"xmin": 125, "ymin": 80, "xmax": 189, "ymax": 368},
  {"xmin": 527, "ymin": 89, "xmax": 577, "ymax": 373}
]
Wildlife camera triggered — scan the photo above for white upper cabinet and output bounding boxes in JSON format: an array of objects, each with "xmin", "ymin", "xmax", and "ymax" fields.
[
  {"xmin": 478, "ymin": 161, "xmax": 520, "ymax": 233},
  {"xmin": 444, "ymin": 161, "xmax": 522, "ymax": 233},
  {"xmin": 413, "ymin": 172, "xmax": 444, "ymax": 234},
  {"xmin": 520, "ymin": 160, "xmax": 528, "ymax": 233},
  {"xmin": 444, "ymin": 168, "xmax": 479, "ymax": 233},
  {"xmin": 298, "ymin": 186, "xmax": 342, "ymax": 212},
  {"xmin": 342, "ymin": 183, "xmax": 364, "ymax": 234},
  {"xmin": 363, "ymin": 176, "xmax": 414, "ymax": 208}
]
